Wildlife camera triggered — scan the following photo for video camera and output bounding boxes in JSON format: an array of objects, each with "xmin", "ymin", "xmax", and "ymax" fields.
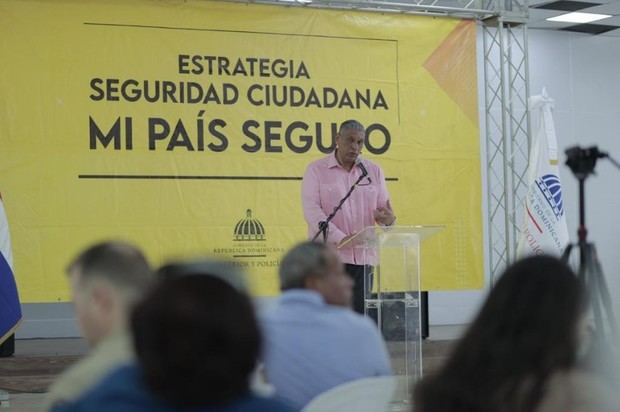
[{"xmin": 564, "ymin": 146, "xmax": 608, "ymax": 179}]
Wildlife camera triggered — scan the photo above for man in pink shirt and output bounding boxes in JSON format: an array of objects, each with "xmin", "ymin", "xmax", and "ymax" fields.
[{"xmin": 301, "ymin": 119, "xmax": 395, "ymax": 314}]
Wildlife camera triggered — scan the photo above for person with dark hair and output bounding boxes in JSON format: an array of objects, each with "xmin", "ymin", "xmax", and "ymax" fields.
[
  {"xmin": 261, "ymin": 241, "xmax": 392, "ymax": 409},
  {"xmin": 413, "ymin": 255, "xmax": 615, "ymax": 412},
  {"xmin": 53, "ymin": 262, "xmax": 295, "ymax": 412},
  {"xmin": 47, "ymin": 241, "xmax": 153, "ymax": 409},
  {"xmin": 301, "ymin": 119, "xmax": 395, "ymax": 314}
]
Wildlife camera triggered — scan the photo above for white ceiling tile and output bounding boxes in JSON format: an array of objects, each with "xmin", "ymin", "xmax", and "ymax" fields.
[{"xmin": 529, "ymin": 19, "xmax": 575, "ymax": 28}]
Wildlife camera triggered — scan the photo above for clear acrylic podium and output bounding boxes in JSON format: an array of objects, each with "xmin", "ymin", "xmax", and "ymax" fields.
[{"xmin": 339, "ymin": 225, "xmax": 443, "ymax": 408}]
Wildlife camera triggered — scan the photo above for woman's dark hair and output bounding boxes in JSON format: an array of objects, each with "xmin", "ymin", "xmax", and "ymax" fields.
[
  {"xmin": 414, "ymin": 255, "xmax": 587, "ymax": 412},
  {"xmin": 130, "ymin": 272, "xmax": 261, "ymax": 407}
]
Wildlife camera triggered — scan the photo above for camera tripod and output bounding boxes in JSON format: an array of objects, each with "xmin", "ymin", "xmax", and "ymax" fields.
[{"xmin": 561, "ymin": 146, "xmax": 619, "ymax": 343}]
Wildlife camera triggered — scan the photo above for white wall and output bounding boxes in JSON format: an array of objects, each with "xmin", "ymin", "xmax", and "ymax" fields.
[
  {"xmin": 528, "ymin": 29, "xmax": 620, "ymax": 305},
  {"xmin": 429, "ymin": 28, "xmax": 620, "ymax": 329}
]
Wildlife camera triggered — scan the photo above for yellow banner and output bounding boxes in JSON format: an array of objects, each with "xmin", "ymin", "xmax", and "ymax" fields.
[{"xmin": 0, "ymin": 0, "xmax": 483, "ymax": 302}]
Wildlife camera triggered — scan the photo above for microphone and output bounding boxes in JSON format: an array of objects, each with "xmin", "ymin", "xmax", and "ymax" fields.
[{"xmin": 356, "ymin": 158, "xmax": 371, "ymax": 183}]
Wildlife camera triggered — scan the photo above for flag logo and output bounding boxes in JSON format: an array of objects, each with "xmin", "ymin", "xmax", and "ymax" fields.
[{"xmin": 536, "ymin": 174, "xmax": 564, "ymax": 219}]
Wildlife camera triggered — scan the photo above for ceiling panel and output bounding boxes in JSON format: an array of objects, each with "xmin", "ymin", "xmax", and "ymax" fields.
[{"xmin": 528, "ymin": 0, "xmax": 620, "ymax": 34}]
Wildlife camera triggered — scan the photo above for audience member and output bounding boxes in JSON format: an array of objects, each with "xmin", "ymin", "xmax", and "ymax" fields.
[
  {"xmin": 47, "ymin": 241, "xmax": 152, "ymax": 409},
  {"xmin": 53, "ymin": 261, "xmax": 295, "ymax": 412},
  {"xmin": 413, "ymin": 255, "xmax": 616, "ymax": 412},
  {"xmin": 261, "ymin": 241, "xmax": 392, "ymax": 409}
]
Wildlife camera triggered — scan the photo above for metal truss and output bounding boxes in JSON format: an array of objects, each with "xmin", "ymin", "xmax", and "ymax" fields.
[
  {"xmin": 482, "ymin": 18, "xmax": 530, "ymax": 284},
  {"xmin": 236, "ymin": 0, "xmax": 528, "ymax": 19}
]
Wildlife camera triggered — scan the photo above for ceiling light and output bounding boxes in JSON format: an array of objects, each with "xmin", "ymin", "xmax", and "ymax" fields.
[{"xmin": 546, "ymin": 12, "xmax": 612, "ymax": 23}]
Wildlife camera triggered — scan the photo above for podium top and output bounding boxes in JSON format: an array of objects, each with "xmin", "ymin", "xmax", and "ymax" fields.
[{"xmin": 338, "ymin": 225, "xmax": 444, "ymax": 249}]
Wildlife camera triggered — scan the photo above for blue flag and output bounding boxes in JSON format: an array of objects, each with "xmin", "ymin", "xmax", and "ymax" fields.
[{"xmin": 0, "ymin": 195, "xmax": 21, "ymax": 344}]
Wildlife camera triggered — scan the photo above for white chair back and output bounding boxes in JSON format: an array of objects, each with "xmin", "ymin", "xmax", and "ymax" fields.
[{"xmin": 301, "ymin": 376, "xmax": 396, "ymax": 412}]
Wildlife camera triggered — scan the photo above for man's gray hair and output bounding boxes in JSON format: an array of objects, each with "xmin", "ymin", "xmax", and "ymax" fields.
[
  {"xmin": 339, "ymin": 119, "xmax": 365, "ymax": 135},
  {"xmin": 67, "ymin": 241, "xmax": 153, "ymax": 300},
  {"xmin": 279, "ymin": 241, "xmax": 329, "ymax": 291}
]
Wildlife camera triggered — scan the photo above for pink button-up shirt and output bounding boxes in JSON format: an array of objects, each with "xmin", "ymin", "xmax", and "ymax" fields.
[{"xmin": 301, "ymin": 153, "xmax": 392, "ymax": 265}]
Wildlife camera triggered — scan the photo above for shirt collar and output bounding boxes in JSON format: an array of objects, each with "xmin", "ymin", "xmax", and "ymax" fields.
[
  {"xmin": 327, "ymin": 151, "xmax": 342, "ymax": 169},
  {"xmin": 279, "ymin": 289, "xmax": 325, "ymax": 306}
]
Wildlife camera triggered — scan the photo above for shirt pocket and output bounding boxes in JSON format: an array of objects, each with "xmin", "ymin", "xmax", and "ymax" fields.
[
  {"xmin": 319, "ymin": 183, "xmax": 346, "ymax": 211},
  {"xmin": 355, "ymin": 184, "xmax": 379, "ymax": 209}
]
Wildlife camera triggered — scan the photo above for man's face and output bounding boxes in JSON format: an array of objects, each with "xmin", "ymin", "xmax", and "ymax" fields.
[
  {"xmin": 313, "ymin": 249, "xmax": 353, "ymax": 307},
  {"xmin": 336, "ymin": 128, "xmax": 365, "ymax": 166},
  {"xmin": 69, "ymin": 270, "xmax": 108, "ymax": 346}
]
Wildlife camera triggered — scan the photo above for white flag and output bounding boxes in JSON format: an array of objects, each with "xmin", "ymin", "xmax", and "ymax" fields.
[{"xmin": 517, "ymin": 88, "xmax": 570, "ymax": 257}]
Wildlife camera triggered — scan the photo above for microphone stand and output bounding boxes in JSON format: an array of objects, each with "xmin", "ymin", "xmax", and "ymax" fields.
[{"xmin": 312, "ymin": 171, "xmax": 368, "ymax": 242}]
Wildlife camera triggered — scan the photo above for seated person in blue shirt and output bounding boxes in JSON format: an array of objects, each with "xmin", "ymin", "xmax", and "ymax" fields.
[
  {"xmin": 53, "ymin": 262, "xmax": 295, "ymax": 412},
  {"xmin": 261, "ymin": 241, "xmax": 392, "ymax": 409}
]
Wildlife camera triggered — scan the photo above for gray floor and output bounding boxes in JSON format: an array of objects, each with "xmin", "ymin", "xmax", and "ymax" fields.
[
  {"xmin": 1, "ymin": 393, "xmax": 45, "ymax": 411},
  {"xmin": 13, "ymin": 338, "xmax": 89, "ymax": 357}
]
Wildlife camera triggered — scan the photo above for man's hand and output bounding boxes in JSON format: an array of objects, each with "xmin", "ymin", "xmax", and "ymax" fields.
[
  {"xmin": 337, "ymin": 233, "xmax": 357, "ymax": 248},
  {"xmin": 373, "ymin": 207, "xmax": 395, "ymax": 226}
]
